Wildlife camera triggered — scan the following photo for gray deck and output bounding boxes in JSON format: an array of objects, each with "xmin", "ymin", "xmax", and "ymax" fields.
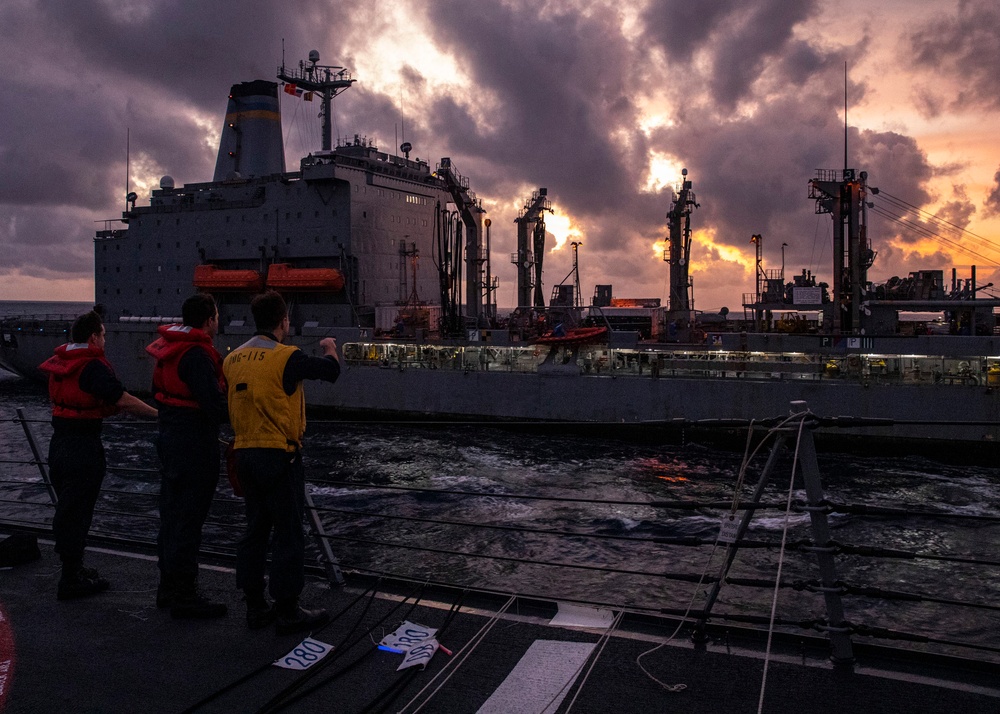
[{"xmin": 2, "ymin": 539, "xmax": 998, "ymax": 713}]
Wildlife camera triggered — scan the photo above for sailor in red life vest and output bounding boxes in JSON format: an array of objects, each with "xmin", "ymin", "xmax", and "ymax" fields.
[
  {"xmin": 39, "ymin": 309, "xmax": 158, "ymax": 600},
  {"xmin": 145, "ymin": 293, "xmax": 229, "ymax": 619}
]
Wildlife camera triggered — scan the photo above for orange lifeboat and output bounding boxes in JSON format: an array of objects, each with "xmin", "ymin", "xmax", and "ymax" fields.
[
  {"xmin": 533, "ymin": 326, "xmax": 608, "ymax": 345},
  {"xmin": 266, "ymin": 263, "xmax": 345, "ymax": 291},
  {"xmin": 193, "ymin": 264, "xmax": 265, "ymax": 291}
]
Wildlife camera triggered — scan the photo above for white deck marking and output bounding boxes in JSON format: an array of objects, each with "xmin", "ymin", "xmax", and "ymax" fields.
[
  {"xmin": 477, "ymin": 640, "xmax": 596, "ymax": 714},
  {"xmin": 549, "ymin": 602, "xmax": 614, "ymax": 629}
]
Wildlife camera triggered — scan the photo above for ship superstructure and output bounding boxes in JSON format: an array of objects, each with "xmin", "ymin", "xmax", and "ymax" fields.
[{"xmin": 96, "ymin": 53, "xmax": 485, "ymax": 338}]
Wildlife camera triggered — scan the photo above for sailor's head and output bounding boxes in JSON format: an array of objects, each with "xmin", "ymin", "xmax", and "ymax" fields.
[
  {"xmin": 71, "ymin": 311, "xmax": 105, "ymax": 349},
  {"xmin": 183, "ymin": 293, "xmax": 219, "ymax": 337},
  {"xmin": 251, "ymin": 290, "xmax": 288, "ymax": 334}
]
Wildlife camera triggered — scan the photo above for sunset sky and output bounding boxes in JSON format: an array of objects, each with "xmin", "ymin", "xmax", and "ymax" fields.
[{"xmin": 4, "ymin": 0, "xmax": 1000, "ymax": 312}]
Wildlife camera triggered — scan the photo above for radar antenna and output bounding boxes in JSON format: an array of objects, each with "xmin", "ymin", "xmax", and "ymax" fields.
[{"xmin": 277, "ymin": 50, "xmax": 355, "ymax": 151}]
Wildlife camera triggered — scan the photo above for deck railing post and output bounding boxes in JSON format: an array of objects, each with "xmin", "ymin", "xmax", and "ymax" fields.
[
  {"xmin": 791, "ymin": 400, "xmax": 855, "ymax": 664},
  {"xmin": 304, "ymin": 488, "xmax": 345, "ymax": 586},
  {"xmin": 695, "ymin": 430, "xmax": 787, "ymax": 640},
  {"xmin": 15, "ymin": 408, "xmax": 57, "ymax": 505}
]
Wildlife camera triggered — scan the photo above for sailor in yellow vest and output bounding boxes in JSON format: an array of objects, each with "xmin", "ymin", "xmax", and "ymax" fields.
[{"xmin": 223, "ymin": 291, "xmax": 340, "ymax": 633}]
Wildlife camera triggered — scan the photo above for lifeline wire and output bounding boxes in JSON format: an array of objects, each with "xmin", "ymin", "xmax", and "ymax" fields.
[
  {"xmin": 757, "ymin": 411, "xmax": 807, "ymax": 714},
  {"xmin": 397, "ymin": 593, "xmax": 518, "ymax": 714}
]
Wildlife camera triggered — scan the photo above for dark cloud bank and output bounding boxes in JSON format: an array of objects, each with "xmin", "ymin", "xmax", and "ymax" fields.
[{"xmin": 1, "ymin": 0, "xmax": 996, "ymax": 303}]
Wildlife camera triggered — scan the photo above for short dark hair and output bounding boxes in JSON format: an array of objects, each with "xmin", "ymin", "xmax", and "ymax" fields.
[
  {"xmin": 182, "ymin": 293, "xmax": 217, "ymax": 328},
  {"xmin": 250, "ymin": 290, "xmax": 287, "ymax": 332},
  {"xmin": 71, "ymin": 311, "xmax": 104, "ymax": 343}
]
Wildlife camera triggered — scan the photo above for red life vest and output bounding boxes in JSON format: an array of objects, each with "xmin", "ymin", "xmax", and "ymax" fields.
[
  {"xmin": 145, "ymin": 324, "xmax": 224, "ymax": 408},
  {"xmin": 39, "ymin": 343, "xmax": 118, "ymax": 419}
]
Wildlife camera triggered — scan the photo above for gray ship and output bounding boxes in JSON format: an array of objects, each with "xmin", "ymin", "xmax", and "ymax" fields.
[{"xmin": 4, "ymin": 52, "xmax": 1000, "ymax": 450}]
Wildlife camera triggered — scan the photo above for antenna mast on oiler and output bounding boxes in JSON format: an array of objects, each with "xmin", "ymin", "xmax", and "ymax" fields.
[{"xmin": 277, "ymin": 50, "xmax": 355, "ymax": 151}]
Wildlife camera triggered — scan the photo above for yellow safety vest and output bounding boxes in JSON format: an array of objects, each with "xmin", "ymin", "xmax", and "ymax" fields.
[{"xmin": 223, "ymin": 336, "xmax": 305, "ymax": 451}]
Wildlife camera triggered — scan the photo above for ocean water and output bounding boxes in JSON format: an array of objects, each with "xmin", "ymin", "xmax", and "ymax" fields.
[{"xmin": 2, "ymin": 300, "xmax": 999, "ymax": 662}]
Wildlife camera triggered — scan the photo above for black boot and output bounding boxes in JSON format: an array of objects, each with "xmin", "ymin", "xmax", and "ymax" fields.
[
  {"xmin": 58, "ymin": 563, "xmax": 110, "ymax": 601},
  {"xmin": 169, "ymin": 579, "xmax": 227, "ymax": 619},
  {"xmin": 156, "ymin": 575, "xmax": 176, "ymax": 608},
  {"xmin": 245, "ymin": 591, "xmax": 277, "ymax": 630},
  {"xmin": 274, "ymin": 598, "xmax": 329, "ymax": 635}
]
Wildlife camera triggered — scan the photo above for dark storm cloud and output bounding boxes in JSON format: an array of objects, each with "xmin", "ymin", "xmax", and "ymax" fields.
[
  {"xmin": 643, "ymin": 0, "xmax": 818, "ymax": 109},
  {"xmin": 414, "ymin": 0, "xmax": 646, "ymax": 216},
  {"xmin": 984, "ymin": 168, "xmax": 1000, "ymax": 218},
  {"xmin": 0, "ymin": 0, "xmax": 970, "ymax": 298},
  {"xmin": 907, "ymin": 0, "xmax": 1000, "ymax": 111}
]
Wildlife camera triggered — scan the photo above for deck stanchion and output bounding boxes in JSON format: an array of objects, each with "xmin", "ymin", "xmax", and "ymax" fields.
[
  {"xmin": 305, "ymin": 488, "xmax": 345, "ymax": 586},
  {"xmin": 695, "ymin": 429, "xmax": 788, "ymax": 640},
  {"xmin": 15, "ymin": 408, "xmax": 57, "ymax": 505},
  {"xmin": 792, "ymin": 400, "xmax": 855, "ymax": 664}
]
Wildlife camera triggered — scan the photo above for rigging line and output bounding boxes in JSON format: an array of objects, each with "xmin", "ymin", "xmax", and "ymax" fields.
[
  {"xmin": 284, "ymin": 579, "xmax": 468, "ymax": 711},
  {"xmin": 400, "ymin": 594, "xmax": 518, "ymax": 714},
  {"xmin": 258, "ymin": 580, "xmax": 429, "ymax": 714},
  {"xmin": 758, "ymin": 413, "xmax": 806, "ymax": 714},
  {"xmin": 725, "ymin": 576, "xmax": 1000, "ymax": 612},
  {"xmin": 871, "ymin": 201, "xmax": 1000, "ymax": 261},
  {"xmin": 634, "ymin": 539, "xmax": 722, "ymax": 693},
  {"xmin": 359, "ymin": 593, "xmax": 469, "ymax": 714},
  {"xmin": 869, "ymin": 206, "xmax": 1000, "ymax": 266},
  {"xmin": 562, "ymin": 609, "xmax": 626, "ymax": 713},
  {"xmin": 333, "ymin": 563, "xmax": 668, "ymax": 615},
  {"xmin": 870, "ymin": 203, "xmax": 967, "ymax": 245},
  {"xmin": 312, "ymin": 505, "xmax": 784, "ymax": 544},
  {"xmin": 876, "ymin": 189, "xmax": 1000, "ymax": 250},
  {"xmin": 313, "ymin": 478, "xmax": 775, "ymax": 509},
  {"xmin": 318, "ymin": 531, "xmax": 716, "ymax": 582},
  {"xmin": 179, "ymin": 578, "xmax": 386, "ymax": 713}
]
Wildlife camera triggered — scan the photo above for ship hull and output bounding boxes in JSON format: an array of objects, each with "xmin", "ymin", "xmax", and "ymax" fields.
[{"xmin": 5, "ymin": 320, "xmax": 998, "ymax": 450}]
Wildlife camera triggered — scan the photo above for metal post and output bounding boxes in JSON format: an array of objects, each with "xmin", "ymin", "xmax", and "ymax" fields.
[
  {"xmin": 304, "ymin": 488, "xmax": 344, "ymax": 586},
  {"xmin": 16, "ymin": 408, "xmax": 57, "ymax": 505},
  {"xmin": 793, "ymin": 401, "xmax": 855, "ymax": 663},
  {"xmin": 696, "ymin": 430, "xmax": 787, "ymax": 638}
]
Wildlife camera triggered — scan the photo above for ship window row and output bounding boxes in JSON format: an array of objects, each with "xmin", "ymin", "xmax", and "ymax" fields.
[{"xmin": 341, "ymin": 343, "xmax": 1000, "ymax": 386}]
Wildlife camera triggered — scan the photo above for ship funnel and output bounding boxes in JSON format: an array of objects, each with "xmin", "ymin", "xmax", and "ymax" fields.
[{"xmin": 213, "ymin": 80, "xmax": 284, "ymax": 181}]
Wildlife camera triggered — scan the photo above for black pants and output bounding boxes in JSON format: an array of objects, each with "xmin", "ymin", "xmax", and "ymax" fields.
[
  {"xmin": 48, "ymin": 428, "xmax": 106, "ymax": 566},
  {"xmin": 235, "ymin": 448, "xmax": 305, "ymax": 602},
  {"xmin": 156, "ymin": 426, "xmax": 221, "ymax": 584}
]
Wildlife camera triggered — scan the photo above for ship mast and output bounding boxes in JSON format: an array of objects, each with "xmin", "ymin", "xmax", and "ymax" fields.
[
  {"xmin": 277, "ymin": 50, "xmax": 355, "ymax": 151},
  {"xmin": 512, "ymin": 188, "xmax": 552, "ymax": 309},
  {"xmin": 666, "ymin": 169, "xmax": 699, "ymax": 326}
]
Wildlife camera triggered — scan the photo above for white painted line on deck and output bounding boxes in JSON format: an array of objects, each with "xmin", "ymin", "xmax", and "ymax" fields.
[
  {"xmin": 549, "ymin": 602, "xmax": 614, "ymax": 629},
  {"xmin": 476, "ymin": 640, "xmax": 596, "ymax": 714}
]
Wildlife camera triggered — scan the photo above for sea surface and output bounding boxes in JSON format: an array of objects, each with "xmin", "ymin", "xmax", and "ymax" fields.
[{"xmin": 2, "ymin": 300, "xmax": 999, "ymax": 662}]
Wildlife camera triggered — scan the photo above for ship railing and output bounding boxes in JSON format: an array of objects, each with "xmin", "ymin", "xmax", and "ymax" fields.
[
  {"xmin": 340, "ymin": 341, "xmax": 998, "ymax": 387},
  {"xmin": 3, "ymin": 405, "xmax": 1000, "ymax": 667}
]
